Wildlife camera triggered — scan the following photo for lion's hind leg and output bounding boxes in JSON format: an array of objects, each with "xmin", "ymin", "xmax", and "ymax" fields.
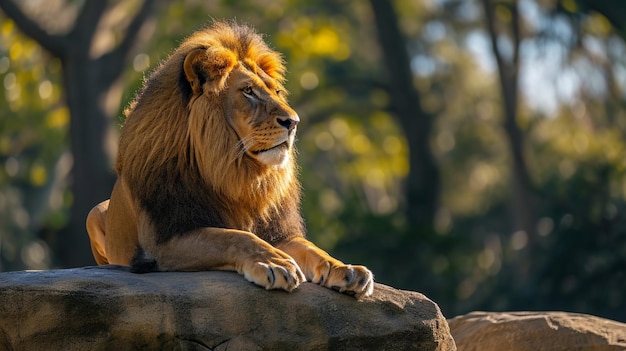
[
  {"xmin": 276, "ymin": 237, "xmax": 374, "ymax": 299},
  {"xmin": 86, "ymin": 200, "xmax": 110, "ymax": 265}
]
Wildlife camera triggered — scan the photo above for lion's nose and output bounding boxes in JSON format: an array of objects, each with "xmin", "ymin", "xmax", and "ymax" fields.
[{"xmin": 277, "ymin": 115, "xmax": 299, "ymax": 131}]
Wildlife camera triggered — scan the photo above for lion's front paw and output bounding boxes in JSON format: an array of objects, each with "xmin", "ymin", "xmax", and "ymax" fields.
[
  {"xmin": 241, "ymin": 253, "xmax": 306, "ymax": 293},
  {"xmin": 313, "ymin": 262, "xmax": 374, "ymax": 299}
]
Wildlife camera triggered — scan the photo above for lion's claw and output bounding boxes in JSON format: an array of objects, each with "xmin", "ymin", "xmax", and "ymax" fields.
[
  {"xmin": 242, "ymin": 256, "xmax": 305, "ymax": 293},
  {"xmin": 315, "ymin": 263, "xmax": 374, "ymax": 299}
]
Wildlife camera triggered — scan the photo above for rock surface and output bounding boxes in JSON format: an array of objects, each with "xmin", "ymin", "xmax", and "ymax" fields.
[
  {"xmin": 449, "ymin": 311, "xmax": 626, "ymax": 351},
  {"xmin": 0, "ymin": 265, "xmax": 455, "ymax": 350}
]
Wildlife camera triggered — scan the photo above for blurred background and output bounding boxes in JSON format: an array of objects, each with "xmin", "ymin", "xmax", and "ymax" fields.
[{"xmin": 0, "ymin": 0, "xmax": 625, "ymax": 321}]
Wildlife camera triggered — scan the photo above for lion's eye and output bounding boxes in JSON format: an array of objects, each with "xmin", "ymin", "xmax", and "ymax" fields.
[{"xmin": 242, "ymin": 86, "xmax": 255, "ymax": 97}]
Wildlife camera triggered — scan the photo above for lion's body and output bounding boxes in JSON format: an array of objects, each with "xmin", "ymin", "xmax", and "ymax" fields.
[{"xmin": 86, "ymin": 22, "xmax": 373, "ymax": 298}]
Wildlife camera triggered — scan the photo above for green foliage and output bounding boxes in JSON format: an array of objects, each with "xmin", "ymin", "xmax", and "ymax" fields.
[{"xmin": 0, "ymin": 18, "xmax": 67, "ymax": 270}]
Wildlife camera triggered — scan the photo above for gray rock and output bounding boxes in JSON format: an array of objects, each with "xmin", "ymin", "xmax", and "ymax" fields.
[
  {"xmin": 449, "ymin": 311, "xmax": 626, "ymax": 351},
  {"xmin": 0, "ymin": 265, "xmax": 456, "ymax": 350}
]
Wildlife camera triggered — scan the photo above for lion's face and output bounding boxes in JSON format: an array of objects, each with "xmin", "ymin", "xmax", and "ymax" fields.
[
  {"xmin": 182, "ymin": 44, "xmax": 299, "ymax": 169},
  {"xmin": 225, "ymin": 67, "xmax": 299, "ymax": 168}
]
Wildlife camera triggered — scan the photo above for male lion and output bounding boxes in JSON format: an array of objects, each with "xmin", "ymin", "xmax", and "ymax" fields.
[{"xmin": 86, "ymin": 21, "xmax": 374, "ymax": 298}]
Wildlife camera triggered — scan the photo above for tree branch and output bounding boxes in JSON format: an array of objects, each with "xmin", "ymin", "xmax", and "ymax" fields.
[
  {"xmin": 117, "ymin": 0, "xmax": 160, "ymax": 60},
  {"xmin": 482, "ymin": 0, "xmax": 536, "ymax": 245},
  {"xmin": 69, "ymin": 0, "xmax": 107, "ymax": 48},
  {"xmin": 511, "ymin": 0, "xmax": 521, "ymax": 75},
  {"xmin": 99, "ymin": 0, "xmax": 162, "ymax": 86},
  {"xmin": 482, "ymin": 0, "xmax": 506, "ymax": 77},
  {"xmin": 0, "ymin": 0, "xmax": 68, "ymax": 58}
]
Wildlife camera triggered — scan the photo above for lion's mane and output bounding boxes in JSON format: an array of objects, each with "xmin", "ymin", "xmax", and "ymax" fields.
[{"xmin": 117, "ymin": 22, "xmax": 303, "ymax": 244}]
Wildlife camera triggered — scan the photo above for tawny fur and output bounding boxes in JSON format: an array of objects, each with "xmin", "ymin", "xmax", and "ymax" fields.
[
  {"xmin": 86, "ymin": 21, "xmax": 374, "ymax": 298},
  {"xmin": 120, "ymin": 23, "xmax": 295, "ymax": 233}
]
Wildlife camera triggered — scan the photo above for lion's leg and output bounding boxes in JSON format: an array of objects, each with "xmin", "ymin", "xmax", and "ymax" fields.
[
  {"xmin": 86, "ymin": 200, "xmax": 110, "ymax": 265},
  {"xmin": 276, "ymin": 236, "xmax": 374, "ymax": 298},
  {"xmin": 137, "ymin": 216, "xmax": 306, "ymax": 292},
  {"xmin": 103, "ymin": 179, "xmax": 139, "ymax": 266}
]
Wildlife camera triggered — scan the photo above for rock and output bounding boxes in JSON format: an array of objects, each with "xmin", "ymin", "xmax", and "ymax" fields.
[
  {"xmin": 449, "ymin": 311, "xmax": 626, "ymax": 351},
  {"xmin": 0, "ymin": 265, "xmax": 456, "ymax": 350}
]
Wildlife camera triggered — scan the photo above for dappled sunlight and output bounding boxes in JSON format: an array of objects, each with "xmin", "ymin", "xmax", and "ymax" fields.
[
  {"xmin": 20, "ymin": 239, "xmax": 50, "ymax": 269},
  {"xmin": 532, "ymin": 109, "xmax": 626, "ymax": 188},
  {"xmin": 45, "ymin": 107, "xmax": 69, "ymax": 129},
  {"xmin": 510, "ymin": 230, "xmax": 528, "ymax": 251},
  {"xmin": 0, "ymin": 0, "xmax": 625, "ymax": 322},
  {"xmin": 299, "ymin": 71, "xmax": 319, "ymax": 90},
  {"xmin": 301, "ymin": 112, "xmax": 408, "ymax": 218},
  {"xmin": 0, "ymin": 13, "xmax": 69, "ymax": 272},
  {"xmin": 132, "ymin": 53, "xmax": 150, "ymax": 72},
  {"xmin": 276, "ymin": 21, "xmax": 351, "ymax": 61}
]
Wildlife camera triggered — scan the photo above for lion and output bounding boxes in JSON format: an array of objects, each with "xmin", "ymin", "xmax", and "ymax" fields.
[{"xmin": 86, "ymin": 21, "xmax": 374, "ymax": 298}]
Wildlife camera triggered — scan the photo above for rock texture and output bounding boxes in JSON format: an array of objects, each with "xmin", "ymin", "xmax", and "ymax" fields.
[
  {"xmin": 0, "ymin": 265, "xmax": 455, "ymax": 351},
  {"xmin": 449, "ymin": 311, "xmax": 626, "ymax": 351}
]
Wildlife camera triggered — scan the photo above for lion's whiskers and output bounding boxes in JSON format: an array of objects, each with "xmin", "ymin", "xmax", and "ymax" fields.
[{"xmin": 232, "ymin": 135, "xmax": 255, "ymax": 164}]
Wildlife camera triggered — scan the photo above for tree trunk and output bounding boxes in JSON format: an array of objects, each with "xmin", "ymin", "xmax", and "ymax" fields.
[
  {"xmin": 59, "ymin": 55, "xmax": 117, "ymax": 267},
  {"xmin": 0, "ymin": 0, "xmax": 159, "ymax": 267},
  {"xmin": 368, "ymin": 0, "xmax": 440, "ymax": 228},
  {"xmin": 482, "ymin": 0, "xmax": 537, "ymax": 280}
]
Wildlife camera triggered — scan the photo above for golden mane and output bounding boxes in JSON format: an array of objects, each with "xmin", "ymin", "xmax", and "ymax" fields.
[
  {"xmin": 117, "ymin": 22, "xmax": 300, "ymax": 241},
  {"xmin": 86, "ymin": 22, "xmax": 374, "ymax": 299}
]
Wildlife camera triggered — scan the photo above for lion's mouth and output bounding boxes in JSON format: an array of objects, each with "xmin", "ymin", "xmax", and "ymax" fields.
[{"xmin": 251, "ymin": 141, "xmax": 289, "ymax": 155}]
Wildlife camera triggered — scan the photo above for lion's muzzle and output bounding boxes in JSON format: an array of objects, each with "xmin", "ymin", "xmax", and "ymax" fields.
[{"xmin": 276, "ymin": 116, "xmax": 299, "ymax": 132}]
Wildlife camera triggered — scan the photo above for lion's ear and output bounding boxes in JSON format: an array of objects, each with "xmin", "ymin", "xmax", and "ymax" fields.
[{"xmin": 183, "ymin": 47, "xmax": 237, "ymax": 94}]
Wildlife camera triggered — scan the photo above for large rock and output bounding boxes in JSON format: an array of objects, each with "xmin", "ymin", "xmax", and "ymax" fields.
[
  {"xmin": 0, "ymin": 265, "xmax": 455, "ymax": 350},
  {"xmin": 449, "ymin": 311, "xmax": 626, "ymax": 351}
]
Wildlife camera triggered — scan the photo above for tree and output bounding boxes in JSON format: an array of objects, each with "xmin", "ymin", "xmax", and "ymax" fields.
[
  {"xmin": 368, "ymin": 0, "xmax": 441, "ymax": 228},
  {"xmin": 0, "ymin": 0, "xmax": 162, "ymax": 267},
  {"xmin": 481, "ymin": 0, "xmax": 537, "ymax": 277}
]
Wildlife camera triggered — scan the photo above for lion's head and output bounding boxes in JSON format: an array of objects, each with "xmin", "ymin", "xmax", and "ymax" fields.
[
  {"xmin": 181, "ymin": 23, "xmax": 300, "ymax": 170},
  {"xmin": 118, "ymin": 22, "xmax": 301, "ymax": 226}
]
